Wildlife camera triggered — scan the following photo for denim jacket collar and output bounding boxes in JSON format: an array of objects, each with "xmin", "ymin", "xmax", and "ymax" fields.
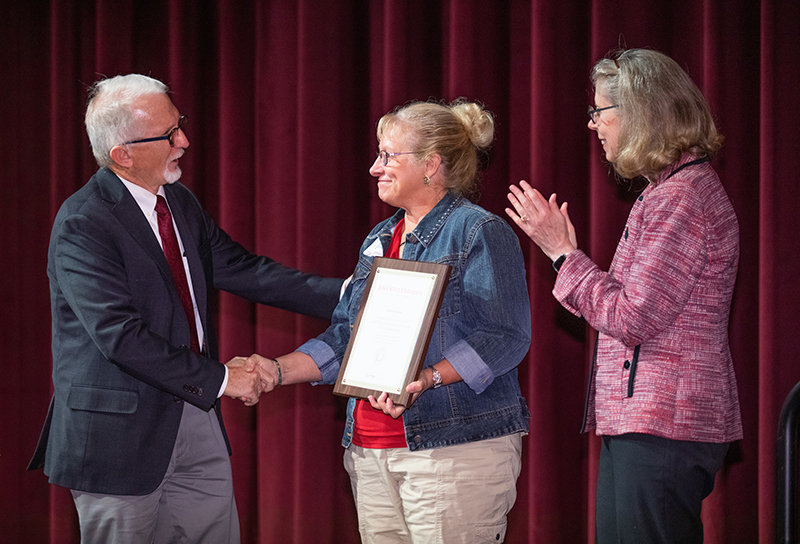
[{"xmin": 390, "ymin": 191, "xmax": 463, "ymax": 249}]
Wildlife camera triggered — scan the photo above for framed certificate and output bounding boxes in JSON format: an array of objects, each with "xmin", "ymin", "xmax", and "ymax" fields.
[{"xmin": 333, "ymin": 257, "xmax": 451, "ymax": 406}]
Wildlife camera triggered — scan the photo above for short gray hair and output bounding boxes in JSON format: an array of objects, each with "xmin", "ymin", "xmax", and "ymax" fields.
[{"xmin": 85, "ymin": 74, "xmax": 168, "ymax": 167}]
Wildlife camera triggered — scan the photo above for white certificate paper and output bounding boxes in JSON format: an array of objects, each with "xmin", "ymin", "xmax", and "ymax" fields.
[
  {"xmin": 334, "ymin": 257, "xmax": 451, "ymax": 405},
  {"xmin": 341, "ymin": 267, "xmax": 437, "ymax": 393}
]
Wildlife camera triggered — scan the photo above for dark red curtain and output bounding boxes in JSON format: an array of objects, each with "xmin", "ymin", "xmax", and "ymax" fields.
[{"xmin": 3, "ymin": 1, "xmax": 798, "ymax": 542}]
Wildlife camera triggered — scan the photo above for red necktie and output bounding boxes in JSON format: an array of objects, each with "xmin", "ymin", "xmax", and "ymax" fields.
[{"xmin": 155, "ymin": 195, "xmax": 201, "ymax": 354}]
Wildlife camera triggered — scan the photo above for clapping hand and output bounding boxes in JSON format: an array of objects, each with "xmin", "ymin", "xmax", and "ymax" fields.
[{"xmin": 506, "ymin": 180, "xmax": 577, "ymax": 260}]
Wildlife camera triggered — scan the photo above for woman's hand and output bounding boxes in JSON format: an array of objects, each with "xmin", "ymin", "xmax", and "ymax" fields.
[
  {"xmin": 506, "ymin": 180, "xmax": 577, "ymax": 261},
  {"xmin": 367, "ymin": 373, "xmax": 430, "ymax": 419}
]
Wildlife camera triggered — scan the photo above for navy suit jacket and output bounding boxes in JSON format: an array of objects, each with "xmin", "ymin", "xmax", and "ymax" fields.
[{"xmin": 28, "ymin": 167, "xmax": 341, "ymax": 495}]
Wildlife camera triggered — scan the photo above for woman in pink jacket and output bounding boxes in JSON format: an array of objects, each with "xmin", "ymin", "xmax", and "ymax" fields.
[{"xmin": 506, "ymin": 48, "xmax": 743, "ymax": 544}]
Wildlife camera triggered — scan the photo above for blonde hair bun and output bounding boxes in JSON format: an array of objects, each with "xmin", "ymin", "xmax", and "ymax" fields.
[{"xmin": 451, "ymin": 100, "xmax": 495, "ymax": 149}]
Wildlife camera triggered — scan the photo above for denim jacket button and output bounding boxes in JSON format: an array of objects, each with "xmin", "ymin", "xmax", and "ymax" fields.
[{"xmin": 413, "ymin": 435, "xmax": 422, "ymax": 444}]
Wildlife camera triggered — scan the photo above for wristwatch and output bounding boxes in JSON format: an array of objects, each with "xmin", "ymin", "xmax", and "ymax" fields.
[
  {"xmin": 553, "ymin": 254, "xmax": 567, "ymax": 272},
  {"xmin": 431, "ymin": 367, "xmax": 443, "ymax": 389}
]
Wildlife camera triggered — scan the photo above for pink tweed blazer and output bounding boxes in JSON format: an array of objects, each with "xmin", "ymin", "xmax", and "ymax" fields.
[{"xmin": 554, "ymin": 154, "xmax": 743, "ymax": 443}]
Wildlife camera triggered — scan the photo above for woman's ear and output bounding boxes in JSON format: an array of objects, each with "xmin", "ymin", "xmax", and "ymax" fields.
[{"xmin": 425, "ymin": 153, "xmax": 442, "ymax": 178}]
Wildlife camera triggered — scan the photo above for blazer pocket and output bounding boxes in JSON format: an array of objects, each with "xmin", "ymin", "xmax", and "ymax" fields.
[{"xmin": 67, "ymin": 384, "xmax": 139, "ymax": 414}]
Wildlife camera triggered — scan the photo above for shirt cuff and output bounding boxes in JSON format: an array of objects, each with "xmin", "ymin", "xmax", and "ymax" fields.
[{"xmin": 217, "ymin": 365, "xmax": 229, "ymax": 398}]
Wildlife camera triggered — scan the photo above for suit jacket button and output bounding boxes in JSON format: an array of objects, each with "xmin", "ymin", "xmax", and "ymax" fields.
[{"xmin": 173, "ymin": 396, "xmax": 182, "ymax": 403}]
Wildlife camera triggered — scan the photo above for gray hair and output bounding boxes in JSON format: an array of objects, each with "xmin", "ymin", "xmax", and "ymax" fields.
[
  {"xmin": 85, "ymin": 74, "xmax": 169, "ymax": 167},
  {"xmin": 591, "ymin": 49, "xmax": 723, "ymax": 182}
]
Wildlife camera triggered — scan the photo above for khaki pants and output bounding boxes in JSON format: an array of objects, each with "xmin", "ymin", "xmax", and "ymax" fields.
[{"xmin": 344, "ymin": 433, "xmax": 522, "ymax": 544}]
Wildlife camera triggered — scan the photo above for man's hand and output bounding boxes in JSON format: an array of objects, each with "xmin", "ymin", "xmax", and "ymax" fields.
[{"xmin": 224, "ymin": 356, "xmax": 266, "ymax": 406}]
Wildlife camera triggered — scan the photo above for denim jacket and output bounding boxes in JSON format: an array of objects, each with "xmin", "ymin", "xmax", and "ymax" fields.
[{"xmin": 298, "ymin": 192, "xmax": 531, "ymax": 451}]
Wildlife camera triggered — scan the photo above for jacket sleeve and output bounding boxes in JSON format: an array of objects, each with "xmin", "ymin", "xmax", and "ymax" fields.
[
  {"xmin": 443, "ymin": 217, "xmax": 532, "ymax": 394},
  {"xmin": 188, "ymin": 196, "xmax": 343, "ymax": 321},
  {"xmin": 553, "ymin": 182, "xmax": 709, "ymax": 348}
]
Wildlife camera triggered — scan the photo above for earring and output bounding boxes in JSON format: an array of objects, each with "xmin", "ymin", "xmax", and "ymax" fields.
[{"xmin": 423, "ymin": 175, "xmax": 430, "ymax": 186}]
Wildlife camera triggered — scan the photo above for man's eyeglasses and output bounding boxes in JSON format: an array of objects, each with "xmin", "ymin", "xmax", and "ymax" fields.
[
  {"xmin": 123, "ymin": 115, "xmax": 187, "ymax": 147},
  {"xmin": 588, "ymin": 105, "xmax": 617, "ymax": 123},
  {"xmin": 377, "ymin": 150, "xmax": 416, "ymax": 166}
]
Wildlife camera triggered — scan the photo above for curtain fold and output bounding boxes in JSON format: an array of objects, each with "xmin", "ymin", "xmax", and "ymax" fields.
[
  {"xmin": 758, "ymin": 0, "xmax": 800, "ymax": 542},
  {"xmin": 4, "ymin": 1, "xmax": 799, "ymax": 542}
]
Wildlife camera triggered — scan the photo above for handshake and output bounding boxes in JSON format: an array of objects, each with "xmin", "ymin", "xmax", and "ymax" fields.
[{"xmin": 222, "ymin": 354, "xmax": 280, "ymax": 406}]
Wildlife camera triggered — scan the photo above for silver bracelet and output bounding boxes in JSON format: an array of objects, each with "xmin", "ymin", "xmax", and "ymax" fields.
[{"xmin": 272, "ymin": 358, "xmax": 282, "ymax": 387}]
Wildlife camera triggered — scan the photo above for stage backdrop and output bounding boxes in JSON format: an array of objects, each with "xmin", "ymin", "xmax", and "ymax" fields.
[{"xmin": 2, "ymin": 1, "xmax": 798, "ymax": 543}]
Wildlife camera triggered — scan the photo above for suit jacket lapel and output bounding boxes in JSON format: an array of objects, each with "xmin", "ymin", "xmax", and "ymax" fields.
[{"xmin": 95, "ymin": 168, "xmax": 177, "ymax": 292}]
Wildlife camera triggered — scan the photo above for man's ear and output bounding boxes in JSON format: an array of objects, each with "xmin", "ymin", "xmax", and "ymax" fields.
[{"xmin": 109, "ymin": 145, "xmax": 132, "ymax": 168}]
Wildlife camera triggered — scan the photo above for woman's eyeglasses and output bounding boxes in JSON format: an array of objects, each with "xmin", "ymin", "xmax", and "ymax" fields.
[
  {"xmin": 377, "ymin": 150, "xmax": 416, "ymax": 166},
  {"xmin": 587, "ymin": 105, "xmax": 617, "ymax": 123}
]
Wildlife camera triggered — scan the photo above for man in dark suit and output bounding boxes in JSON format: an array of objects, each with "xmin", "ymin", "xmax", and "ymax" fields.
[{"xmin": 27, "ymin": 74, "xmax": 342, "ymax": 543}]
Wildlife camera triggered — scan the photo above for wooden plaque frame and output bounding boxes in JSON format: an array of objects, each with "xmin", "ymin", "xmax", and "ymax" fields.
[{"xmin": 333, "ymin": 257, "xmax": 451, "ymax": 406}]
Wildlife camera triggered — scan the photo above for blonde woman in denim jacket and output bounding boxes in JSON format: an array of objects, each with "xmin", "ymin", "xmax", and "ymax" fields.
[{"xmin": 247, "ymin": 100, "xmax": 531, "ymax": 543}]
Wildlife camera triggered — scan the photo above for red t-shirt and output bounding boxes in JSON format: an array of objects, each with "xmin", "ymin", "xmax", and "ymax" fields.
[{"xmin": 350, "ymin": 219, "xmax": 408, "ymax": 449}]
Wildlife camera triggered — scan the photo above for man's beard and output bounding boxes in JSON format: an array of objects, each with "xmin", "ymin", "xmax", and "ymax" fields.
[
  {"xmin": 164, "ymin": 164, "xmax": 182, "ymax": 184},
  {"xmin": 164, "ymin": 149, "xmax": 185, "ymax": 184}
]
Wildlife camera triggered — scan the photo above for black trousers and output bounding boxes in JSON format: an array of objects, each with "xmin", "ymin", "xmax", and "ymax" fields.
[{"xmin": 595, "ymin": 433, "xmax": 729, "ymax": 544}]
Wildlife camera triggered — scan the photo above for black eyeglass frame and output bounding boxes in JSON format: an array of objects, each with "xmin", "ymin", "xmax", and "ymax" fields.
[
  {"xmin": 587, "ymin": 105, "xmax": 617, "ymax": 123},
  {"xmin": 122, "ymin": 115, "xmax": 187, "ymax": 147},
  {"xmin": 377, "ymin": 150, "xmax": 416, "ymax": 166}
]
